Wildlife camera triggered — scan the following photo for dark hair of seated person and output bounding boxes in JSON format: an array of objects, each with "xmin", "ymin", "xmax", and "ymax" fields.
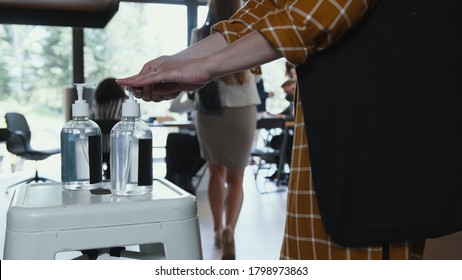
[{"xmin": 94, "ymin": 77, "xmax": 126, "ymax": 105}]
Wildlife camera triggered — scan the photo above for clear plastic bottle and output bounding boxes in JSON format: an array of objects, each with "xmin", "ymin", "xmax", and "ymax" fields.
[
  {"xmin": 110, "ymin": 88, "xmax": 153, "ymax": 195},
  {"xmin": 61, "ymin": 83, "xmax": 102, "ymax": 190}
]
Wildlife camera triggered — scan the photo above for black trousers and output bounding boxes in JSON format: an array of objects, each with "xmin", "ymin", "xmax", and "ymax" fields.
[{"xmin": 269, "ymin": 128, "xmax": 293, "ymax": 166}]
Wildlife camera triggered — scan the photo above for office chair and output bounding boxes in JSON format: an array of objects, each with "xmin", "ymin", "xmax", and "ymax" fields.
[
  {"xmin": 251, "ymin": 117, "xmax": 287, "ymax": 193},
  {"xmin": 4, "ymin": 112, "xmax": 60, "ymax": 192},
  {"xmin": 164, "ymin": 131, "xmax": 206, "ymax": 195},
  {"xmin": 0, "ymin": 128, "xmax": 10, "ymax": 142}
]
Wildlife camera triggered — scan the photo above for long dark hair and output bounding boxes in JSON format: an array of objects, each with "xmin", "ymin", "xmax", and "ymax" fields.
[
  {"xmin": 199, "ymin": 0, "xmax": 241, "ymax": 38},
  {"xmin": 94, "ymin": 77, "xmax": 127, "ymax": 104},
  {"xmin": 199, "ymin": 0, "xmax": 246, "ymax": 85}
]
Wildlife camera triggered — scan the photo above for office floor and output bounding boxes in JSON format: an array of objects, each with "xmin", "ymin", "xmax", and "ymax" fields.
[
  {"xmin": 1, "ymin": 149, "xmax": 461, "ymax": 260},
  {"xmin": 195, "ymin": 166, "xmax": 288, "ymax": 260}
]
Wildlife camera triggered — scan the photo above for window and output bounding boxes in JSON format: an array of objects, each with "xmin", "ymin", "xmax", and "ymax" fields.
[
  {"xmin": 0, "ymin": 25, "xmax": 72, "ymax": 130},
  {"xmin": 84, "ymin": 2, "xmax": 188, "ymax": 119},
  {"xmin": 197, "ymin": 5, "xmax": 208, "ymax": 27}
]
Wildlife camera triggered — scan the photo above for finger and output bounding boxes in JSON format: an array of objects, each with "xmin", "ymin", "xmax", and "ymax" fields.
[
  {"xmin": 161, "ymin": 92, "xmax": 182, "ymax": 100},
  {"xmin": 131, "ymin": 86, "xmax": 144, "ymax": 99},
  {"xmin": 145, "ymin": 83, "xmax": 182, "ymax": 95},
  {"xmin": 149, "ymin": 91, "xmax": 182, "ymax": 102},
  {"xmin": 119, "ymin": 70, "xmax": 162, "ymax": 88},
  {"xmin": 136, "ymin": 85, "xmax": 181, "ymax": 103},
  {"xmin": 117, "ymin": 67, "xmax": 162, "ymax": 86},
  {"xmin": 149, "ymin": 82, "xmax": 199, "ymax": 96},
  {"xmin": 116, "ymin": 76, "xmax": 137, "ymax": 86},
  {"xmin": 129, "ymin": 86, "xmax": 149, "ymax": 100},
  {"xmin": 148, "ymin": 93, "xmax": 171, "ymax": 103}
]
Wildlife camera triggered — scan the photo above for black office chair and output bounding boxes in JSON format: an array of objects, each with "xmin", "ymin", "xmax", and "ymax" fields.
[
  {"xmin": 4, "ymin": 112, "xmax": 60, "ymax": 192},
  {"xmin": 0, "ymin": 128, "xmax": 11, "ymax": 171},
  {"xmin": 251, "ymin": 117, "xmax": 287, "ymax": 193},
  {"xmin": 0, "ymin": 128, "xmax": 10, "ymax": 142}
]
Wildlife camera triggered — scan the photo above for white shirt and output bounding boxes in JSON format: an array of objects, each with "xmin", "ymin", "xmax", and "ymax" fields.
[{"xmin": 190, "ymin": 28, "xmax": 261, "ymax": 108}]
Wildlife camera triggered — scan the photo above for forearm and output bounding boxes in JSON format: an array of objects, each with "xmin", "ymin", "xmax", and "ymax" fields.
[
  {"xmin": 175, "ymin": 32, "xmax": 229, "ymax": 60},
  {"xmin": 203, "ymin": 30, "xmax": 281, "ymax": 79}
]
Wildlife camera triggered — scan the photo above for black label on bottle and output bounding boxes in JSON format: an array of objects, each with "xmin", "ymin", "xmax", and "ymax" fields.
[
  {"xmin": 138, "ymin": 138, "xmax": 153, "ymax": 186},
  {"xmin": 88, "ymin": 135, "xmax": 102, "ymax": 184}
]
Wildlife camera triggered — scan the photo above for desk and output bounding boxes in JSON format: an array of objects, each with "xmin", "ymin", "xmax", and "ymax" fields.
[{"xmin": 3, "ymin": 179, "xmax": 202, "ymax": 260}]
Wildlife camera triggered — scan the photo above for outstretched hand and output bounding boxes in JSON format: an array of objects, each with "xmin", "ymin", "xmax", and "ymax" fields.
[{"xmin": 117, "ymin": 55, "xmax": 212, "ymax": 102}]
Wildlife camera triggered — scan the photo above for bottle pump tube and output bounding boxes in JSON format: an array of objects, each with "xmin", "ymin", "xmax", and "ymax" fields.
[
  {"xmin": 110, "ymin": 87, "xmax": 153, "ymax": 195},
  {"xmin": 61, "ymin": 83, "xmax": 102, "ymax": 190}
]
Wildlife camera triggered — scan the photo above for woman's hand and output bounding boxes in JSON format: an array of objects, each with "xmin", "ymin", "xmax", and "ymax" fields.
[{"xmin": 117, "ymin": 56, "xmax": 212, "ymax": 102}]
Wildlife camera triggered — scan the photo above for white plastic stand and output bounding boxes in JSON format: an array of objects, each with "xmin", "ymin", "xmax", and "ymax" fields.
[{"xmin": 3, "ymin": 179, "xmax": 202, "ymax": 260}]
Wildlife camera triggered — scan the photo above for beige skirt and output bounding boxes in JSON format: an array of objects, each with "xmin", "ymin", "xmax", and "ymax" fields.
[{"xmin": 196, "ymin": 106, "xmax": 257, "ymax": 169}]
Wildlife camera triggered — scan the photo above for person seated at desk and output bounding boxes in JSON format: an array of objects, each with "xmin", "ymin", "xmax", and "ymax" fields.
[
  {"xmin": 265, "ymin": 78, "xmax": 296, "ymax": 182},
  {"xmin": 165, "ymin": 91, "xmax": 205, "ymax": 195}
]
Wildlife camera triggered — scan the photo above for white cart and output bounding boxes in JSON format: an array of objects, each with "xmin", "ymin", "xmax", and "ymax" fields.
[{"xmin": 3, "ymin": 179, "xmax": 202, "ymax": 260}]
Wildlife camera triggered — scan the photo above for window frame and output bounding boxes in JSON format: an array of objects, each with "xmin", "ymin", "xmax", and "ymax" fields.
[{"xmin": 72, "ymin": 0, "xmax": 207, "ymax": 84}]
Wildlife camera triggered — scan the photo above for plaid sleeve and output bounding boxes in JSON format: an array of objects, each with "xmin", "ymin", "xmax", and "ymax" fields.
[{"xmin": 213, "ymin": 0, "xmax": 378, "ymax": 65}]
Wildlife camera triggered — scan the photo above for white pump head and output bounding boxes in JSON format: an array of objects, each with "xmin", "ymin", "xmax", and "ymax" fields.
[
  {"xmin": 122, "ymin": 87, "xmax": 140, "ymax": 117},
  {"xmin": 72, "ymin": 83, "xmax": 95, "ymax": 117}
]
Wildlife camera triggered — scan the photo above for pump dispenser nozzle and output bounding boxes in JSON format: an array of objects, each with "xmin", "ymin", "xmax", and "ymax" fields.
[
  {"xmin": 122, "ymin": 87, "xmax": 141, "ymax": 117},
  {"xmin": 72, "ymin": 83, "xmax": 95, "ymax": 117}
]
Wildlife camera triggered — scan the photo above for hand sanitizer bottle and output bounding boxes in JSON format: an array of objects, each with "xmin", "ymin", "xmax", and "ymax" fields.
[
  {"xmin": 61, "ymin": 83, "xmax": 102, "ymax": 190},
  {"xmin": 110, "ymin": 87, "xmax": 153, "ymax": 195}
]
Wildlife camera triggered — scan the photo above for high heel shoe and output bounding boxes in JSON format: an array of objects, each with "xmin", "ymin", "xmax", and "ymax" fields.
[
  {"xmin": 214, "ymin": 230, "xmax": 222, "ymax": 249},
  {"xmin": 221, "ymin": 226, "xmax": 235, "ymax": 260}
]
